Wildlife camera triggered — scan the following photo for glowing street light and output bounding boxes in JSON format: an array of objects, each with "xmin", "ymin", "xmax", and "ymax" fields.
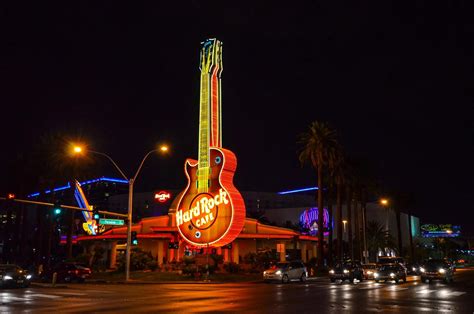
[
  {"xmin": 72, "ymin": 142, "xmax": 170, "ymax": 281},
  {"xmin": 380, "ymin": 198, "xmax": 389, "ymax": 206},
  {"xmin": 342, "ymin": 220, "xmax": 348, "ymax": 232}
]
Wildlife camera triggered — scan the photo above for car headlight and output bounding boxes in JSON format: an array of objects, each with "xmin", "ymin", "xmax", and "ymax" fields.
[
  {"xmin": 419, "ymin": 267, "xmax": 425, "ymax": 273},
  {"xmin": 439, "ymin": 268, "xmax": 446, "ymax": 274},
  {"xmin": 26, "ymin": 274, "xmax": 32, "ymax": 280},
  {"xmin": 329, "ymin": 270, "xmax": 335, "ymax": 274},
  {"xmin": 374, "ymin": 273, "xmax": 379, "ymax": 278},
  {"xmin": 367, "ymin": 271, "xmax": 373, "ymax": 275},
  {"xmin": 263, "ymin": 271, "xmax": 267, "ymax": 275},
  {"xmin": 3, "ymin": 275, "xmax": 13, "ymax": 280},
  {"xmin": 390, "ymin": 273, "xmax": 395, "ymax": 277},
  {"xmin": 275, "ymin": 270, "xmax": 282, "ymax": 275},
  {"xmin": 412, "ymin": 267, "xmax": 417, "ymax": 271},
  {"xmin": 343, "ymin": 269, "xmax": 349, "ymax": 274}
]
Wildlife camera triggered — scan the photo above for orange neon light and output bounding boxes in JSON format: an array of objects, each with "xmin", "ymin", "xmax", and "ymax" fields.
[{"xmin": 175, "ymin": 39, "xmax": 245, "ymax": 247}]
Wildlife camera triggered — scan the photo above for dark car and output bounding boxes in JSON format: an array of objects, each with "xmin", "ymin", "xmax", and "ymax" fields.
[
  {"xmin": 43, "ymin": 263, "xmax": 92, "ymax": 283},
  {"xmin": 263, "ymin": 261, "xmax": 308, "ymax": 283},
  {"xmin": 406, "ymin": 262, "xmax": 421, "ymax": 275},
  {"xmin": 419, "ymin": 259, "xmax": 454, "ymax": 283},
  {"xmin": 329, "ymin": 261, "xmax": 364, "ymax": 283},
  {"xmin": 374, "ymin": 263, "xmax": 407, "ymax": 283},
  {"xmin": 0, "ymin": 264, "xmax": 32, "ymax": 288}
]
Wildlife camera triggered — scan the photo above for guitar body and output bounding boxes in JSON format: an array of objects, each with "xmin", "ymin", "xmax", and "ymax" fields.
[{"xmin": 175, "ymin": 147, "xmax": 245, "ymax": 247}]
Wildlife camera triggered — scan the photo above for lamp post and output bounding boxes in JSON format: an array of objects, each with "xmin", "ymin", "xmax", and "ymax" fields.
[
  {"xmin": 73, "ymin": 144, "xmax": 169, "ymax": 281},
  {"xmin": 380, "ymin": 198, "xmax": 389, "ymax": 232},
  {"xmin": 342, "ymin": 219, "xmax": 348, "ymax": 259}
]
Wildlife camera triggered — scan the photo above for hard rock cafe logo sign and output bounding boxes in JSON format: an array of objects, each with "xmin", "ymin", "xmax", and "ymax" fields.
[
  {"xmin": 155, "ymin": 191, "xmax": 171, "ymax": 203},
  {"xmin": 176, "ymin": 188, "xmax": 228, "ymax": 230}
]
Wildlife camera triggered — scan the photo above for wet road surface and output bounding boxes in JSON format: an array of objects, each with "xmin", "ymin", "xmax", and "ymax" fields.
[{"xmin": 1, "ymin": 269, "xmax": 473, "ymax": 313}]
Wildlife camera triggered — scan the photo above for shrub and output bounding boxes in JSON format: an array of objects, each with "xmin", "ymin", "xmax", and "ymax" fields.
[
  {"xmin": 223, "ymin": 262, "xmax": 240, "ymax": 273},
  {"xmin": 116, "ymin": 248, "xmax": 155, "ymax": 271}
]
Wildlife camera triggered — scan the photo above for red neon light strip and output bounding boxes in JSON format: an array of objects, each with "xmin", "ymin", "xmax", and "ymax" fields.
[{"xmin": 210, "ymin": 65, "xmax": 220, "ymax": 147}]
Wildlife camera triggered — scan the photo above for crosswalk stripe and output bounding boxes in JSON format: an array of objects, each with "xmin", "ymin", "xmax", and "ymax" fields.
[
  {"xmin": 416, "ymin": 289, "xmax": 437, "ymax": 294},
  {"xmin": 449, "ymin": 291, "xmax": 466, "ymax": 296},
  {"xmin": 0, "ymin": 296, "xmax": 30, "ymax": 302},
  {"xmin": 27, "ymin": 293, "xmax": 61, "ymax": 299},
  {"xmin": 54, "ymin": 292, "xmax": 86, "ymax": 296}
]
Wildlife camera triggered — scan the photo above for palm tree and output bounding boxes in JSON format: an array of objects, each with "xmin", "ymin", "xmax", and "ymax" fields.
[
  {"xmin": 298, "ymin": 121, "xmax": 339, "ymax": 270},
  {"xmin": 366, "ymin": 220, "xmax": 396, "ymax": 262}
]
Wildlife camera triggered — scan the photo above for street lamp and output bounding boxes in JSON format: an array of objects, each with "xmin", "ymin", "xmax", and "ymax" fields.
[
  {"xmin": 342, "ymin": 220, "xmax": 348, "ymax": 233},
  {"xmin": 72, "ymin": 143, "xmax": 169, "ymax": 281}
]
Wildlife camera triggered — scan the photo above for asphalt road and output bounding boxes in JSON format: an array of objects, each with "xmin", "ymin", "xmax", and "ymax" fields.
[{"xmin": 1, "ymin": 269, "xmax": 473, "ymax": 313}]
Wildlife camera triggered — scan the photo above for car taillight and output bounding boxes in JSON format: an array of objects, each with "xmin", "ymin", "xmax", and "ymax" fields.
[{"xmin": 75, "ymin": 270, "xmax": 79, "ymax": 275}]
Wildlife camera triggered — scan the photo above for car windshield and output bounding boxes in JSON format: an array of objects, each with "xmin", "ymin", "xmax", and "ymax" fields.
[
  {"xmin": 363, "ymin": 264, "xmax": 376, "ymax": 269},
  {"xmin": 276, "ymin": 263, "xmax": 289, "ymax": 269},
  {"xmin": 424, "ymin": 260, "xmax": 447, "ymax": 267},
  {"xmin": 334, "ymin": 262, "xmax": 352, "ymax": 269},
  {"xmin": 380, "ymin": 265, "xmax": 398, "ymax": 271}
]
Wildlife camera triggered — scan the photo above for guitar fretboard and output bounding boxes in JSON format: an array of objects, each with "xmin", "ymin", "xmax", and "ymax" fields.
[{"xmin": 197, "ymin": 39, "xmax": 223, "ymax": 193}]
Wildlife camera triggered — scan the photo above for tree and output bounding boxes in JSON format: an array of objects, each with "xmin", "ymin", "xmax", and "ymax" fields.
[
  {"xmin": 298, "ymin": 121, "xmax": 339, "ymax": 270},
  {"xmin": 366, "ymin": 220, "xmax": 396, "ymax": 262},
  {"xmin": 27, "ymin": 132, "xmax": 99, "ymax": 260}
]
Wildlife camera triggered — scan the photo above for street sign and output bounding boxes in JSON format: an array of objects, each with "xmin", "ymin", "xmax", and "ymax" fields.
[{"xmin": 99, "ymin": 218, "xmax": 125, "ymax": 226}]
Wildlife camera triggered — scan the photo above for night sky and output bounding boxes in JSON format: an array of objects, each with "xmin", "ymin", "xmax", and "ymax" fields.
[{"xmin": 2, "ymin": 2, "xmax": 473, "ymax": 234}]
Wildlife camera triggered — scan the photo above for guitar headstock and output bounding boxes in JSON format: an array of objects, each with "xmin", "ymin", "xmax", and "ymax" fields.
[{"xmin": 199, "ymin": 38, "xmax": 223, "ymax": 75}]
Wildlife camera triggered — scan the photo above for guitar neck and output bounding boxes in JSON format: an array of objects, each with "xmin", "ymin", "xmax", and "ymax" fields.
[
  {"xmin": 197, "ymin": 39, "xmax": 223, "ymax": 193},
  {"xmin": 198, "ymin": 71, "xmax": 210, "ymax": 193}
]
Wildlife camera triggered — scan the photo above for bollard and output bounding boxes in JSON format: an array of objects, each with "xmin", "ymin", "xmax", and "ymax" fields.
[{"xmin": 52, "ymin": 272, "xmax": 57, "ymax": 287}]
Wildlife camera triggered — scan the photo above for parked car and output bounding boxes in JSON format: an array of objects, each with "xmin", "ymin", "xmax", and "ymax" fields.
[
  {"xmin": 419, "ymin": 259, "xmax": 454, "ymax": 283},
  {"xmin": 329, "ymin": 260, "xmax": 364, "ymax": 283},
  {"xmin": 362, "ymin": 263, "xmax": 377, "ymax": 280},
  {"xmin": 263, "ymin": 261, "xmax": 307, "ymax": 283},
  {"xmin": 42, "ymin": 262, "xmax": 92, "ymax": 283},
  {"xmin": 374, "ymin": 263, "xmax": 407, "ymax": 283},
  {"xmin": 0, "ymin": 264, "xmax": 32, "ymax": 288}
]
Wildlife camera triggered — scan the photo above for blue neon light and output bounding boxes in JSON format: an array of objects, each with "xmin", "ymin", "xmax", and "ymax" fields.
[
  {"xmin": 27, "ymin": 176, "xmax": 128, "ymax": 198},
  {"xmin": 101, "ymin": 177, "xmax": 129, "ymax": 184},
  {"xmin": 278, "ymin": 187, "xmax": 319, "ymax": 195}
]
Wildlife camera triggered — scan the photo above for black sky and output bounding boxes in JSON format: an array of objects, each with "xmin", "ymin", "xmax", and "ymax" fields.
[{"xmin": 2, "ymin": 2, "xmax": 473, "ymax": 233}]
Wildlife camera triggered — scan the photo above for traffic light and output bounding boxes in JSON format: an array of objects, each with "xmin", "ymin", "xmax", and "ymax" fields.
[
  {"xmin": 53, "ymin": 200, "xmax": 62, "ymax": 215},
  {"xmin": 92, "ymin": 206, "xmax": 100, "ymax": 220},
  {"xmin": 131, "ymin": 231, "xmax": 138, "ymax": 245}
]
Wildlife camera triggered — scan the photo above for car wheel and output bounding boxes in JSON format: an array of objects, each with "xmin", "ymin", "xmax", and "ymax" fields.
[
  {"xmin": 403, "ymin": 276, "xmax": 407, "ymax": 283},
  {"xmin": 300, "ymin": 273, "xmax": 306, "ymax": 282},
  {"xmin": 330, "ymin": 278, "xmax": 336, "ymax": 283},
  {"xmin": 282, "ymin": 275, "xmax": 289, "ymax": 284},
  {"xmin": 420, "ymin": 276, "xmax": 426, "ymax": 283},
  {"xmin": 375, "ymin": 279, "xmax": 379, "ymax": 283},
  {"xmin": 395, "ymin": 278, "xmax": 399, "ymax": 284}
]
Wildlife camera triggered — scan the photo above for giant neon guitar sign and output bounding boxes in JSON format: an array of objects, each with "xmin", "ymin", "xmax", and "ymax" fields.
[{"xmin": 175, "ymin": 39, "xmax": 245, "ymax": 247}]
